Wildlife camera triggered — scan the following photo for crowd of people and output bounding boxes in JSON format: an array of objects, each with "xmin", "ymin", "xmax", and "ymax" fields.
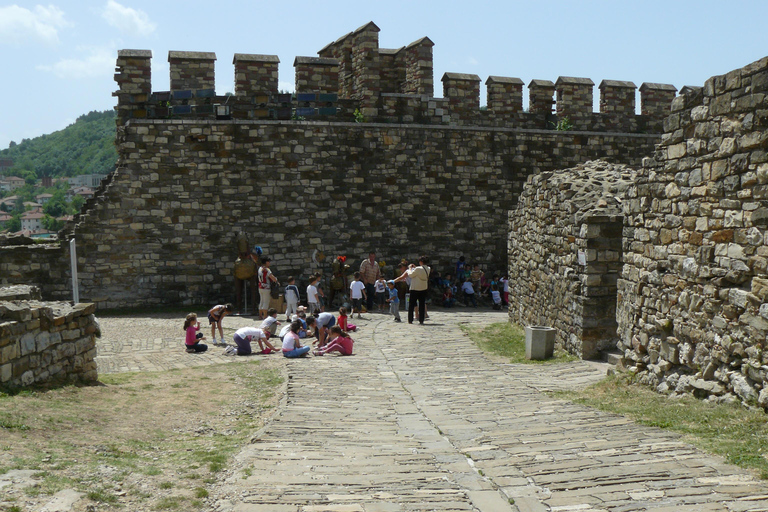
[{"xmin": 183, "ymin": 252, "xmax": 506, "ymax": 357}]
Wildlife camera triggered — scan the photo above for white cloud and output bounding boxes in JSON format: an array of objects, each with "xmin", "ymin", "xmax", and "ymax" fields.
[
  {"xmin": 0, "ymin": 4, "xmax": 70, "ymax": 45},
  {"xmin": 278, "ymin": 81, "xmax": 295, "ymax": 93},
  {"xmin": 468, "ymin": 57, "xmax": 479, "ymax": 66},
  {"xmin": 37, "ymin": 46, "xmax": 114, "ymax": 79},
  {"xmin": 102, "ymin": 0, "xmax": 155, "ymax": 37}
]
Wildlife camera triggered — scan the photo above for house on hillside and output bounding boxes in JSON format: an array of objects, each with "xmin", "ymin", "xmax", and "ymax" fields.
[
  {"xmin": 36, "ymin": 193, "xmax": 54, "ymax": 205},
  {"xmin": 68, "ymin": 174, "xmax": 107, "ymax": 188},
  {"xmin": 0, "ymin": 196, "xmax": 19, "ymax": 210},
  {"xmin": 23, "ymin": 201, "xmax": 42, "ymax": 210},
  {"xmin": 20, "ymin": 210, "xmax": 44, "ymax": 231},
  {"xmin": 67, "ymin": 186, "xmax": 94, "ymax": 200},
  {"xmin": 1, "ymin": 176, "xmax": 24, "ymax": 191}
]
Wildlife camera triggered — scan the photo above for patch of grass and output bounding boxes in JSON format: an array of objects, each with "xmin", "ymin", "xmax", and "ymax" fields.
[
  {"xmin": 559, "ymin": 373, "xmax": 768, "ymax": 479},
  {"xmin": 154, "ymin": 496, "xmax": 184, "ymax": 510},
  {"xmin": 0, "ymin": 412, "xmax": 30, "ymax": 431},
  {"xmin": 462, "ymin": 322, "xmax": 577, "ymax": 364},
  {"xmin": 87, "ymin": 489, "xmax": 119, "ymax": 503},
  {"xmin": 1, "ymin": 355, "xmax": 284, "ymax": 511}
]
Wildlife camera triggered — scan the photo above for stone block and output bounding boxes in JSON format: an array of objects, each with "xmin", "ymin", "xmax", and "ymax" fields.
[{"xmin": 20, "ymin": 332, "xmax": 36, "ymax": 356}]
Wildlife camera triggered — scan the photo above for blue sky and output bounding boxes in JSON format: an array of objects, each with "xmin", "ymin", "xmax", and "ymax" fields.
[{"xmin": 0, "ymin": 0, "xmax": 767, "ymax": 150}]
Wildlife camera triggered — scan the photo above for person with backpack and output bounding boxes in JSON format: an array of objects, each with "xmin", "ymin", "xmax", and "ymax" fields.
[
  {"xmin": 258, "ymin": 257, "xmax": 279, "ymax": 320},
  {"xmin": 394, "ymin": 255, "xmax": 431, "ymax": 325}
]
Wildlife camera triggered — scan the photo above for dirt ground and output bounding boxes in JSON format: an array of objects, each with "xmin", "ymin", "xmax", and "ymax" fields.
[{"xmin": 0, "ymin": 313, "xmax": 286, "ymax": 512}]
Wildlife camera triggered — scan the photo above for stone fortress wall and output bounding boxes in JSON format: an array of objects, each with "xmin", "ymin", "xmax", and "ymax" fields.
[
  {"xmin": 0, "ymin": 285, "xmax": 98, "ymax": 389},
  {"xmin": 114, "ymin": 22, "xmax": 675, "ymax": 133},
  {"xmin": 508, "ymin": 161, "xmax": 635, "ymax": 359},
  {"xmin": 507, "ymin": 55, "xmax": 768, "ymax": 409},
  {"xmin": 0, "ymin": 22, "xmax": 673, "ymax": 309},
  {"xmin": 617, "ymin": 56, "xmax": 768, "ymax": 408}
]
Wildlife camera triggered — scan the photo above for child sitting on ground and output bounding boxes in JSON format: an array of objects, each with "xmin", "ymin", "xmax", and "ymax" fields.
[
  {"xmin": 282, "ymin": 320, "xmax": 310, "ymax": 358},
  {"xmin": 442, "ymin": 286, "xmax": 456, "ymax": 308},
  {"xmin": 491, "ymin": 284, "xmax": 502, "ymax": 310},
  {"xmin": 259, "ymin": 308, "xmax": 281, "ymax": 338},
  {"xmin": 208, "ymin": 303, "xmax": 233, "ymax": 345},
  {"xmin": 313, "ymin": 326, "xmax": 354, "ymax": 356},
  {"xmin": 337, "ymin": 306, "xmax": 357, "ymax": 332},
  {"xmin": 183, "ymin": 313, "xmax": 207, "ymax": 353}
]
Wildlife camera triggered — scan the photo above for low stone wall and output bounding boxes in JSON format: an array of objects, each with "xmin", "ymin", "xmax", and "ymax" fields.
[
  {"xmin": 508, "ymin": 161, "xmax": 636, "ymax": 359},
  {"xmin": 618, "ymin": 56, "xmax": 768, "ymax": 409},
  {"xmin": 0, "ymin": 240, "xmax": 70, "ymax": 301},
  {"xmin": 0, "ymin": 286, "xmax": 99, "ymax": 389}
]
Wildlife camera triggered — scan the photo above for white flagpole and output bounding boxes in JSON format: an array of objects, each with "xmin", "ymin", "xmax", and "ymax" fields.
[{"xmin": 70, "ymin": 238, "xmax": 79, "ymax": 304}]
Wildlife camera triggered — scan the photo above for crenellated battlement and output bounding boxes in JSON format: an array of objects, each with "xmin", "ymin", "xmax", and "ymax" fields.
[{"xmin": 114, "ymin": 22, "xmax": 677, "ymax": 133}]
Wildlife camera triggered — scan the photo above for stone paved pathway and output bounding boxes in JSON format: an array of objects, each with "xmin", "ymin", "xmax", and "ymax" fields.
[
  {"xmin": 201, "ymin": 311, "xmax": 768, "ymax": 512},
  {"xmin": 96, "ymin": 313, "xmax": 263, "ymax": 373}
]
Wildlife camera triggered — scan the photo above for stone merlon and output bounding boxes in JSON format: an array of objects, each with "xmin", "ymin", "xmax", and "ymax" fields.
[
  {"xmin": 293, "ymin": 56, "xmax": 339, "ymax": 67},
  {"xmin": 486, "ymin": 76, "xmax": 524, "ymax": 85},
  {"xmin": 442, "ymin": 73, "xmax": 481, "ymax": 82},
  {"xmin": 639, "ymin": 82, "xmax": 678, "ymax": 92},
  {"xmin": 233, "ymin": 54, "xmax": 280, "ymax": 64},
  {"xmin": 168, "ymin": 51, "xmax": 216, "ymax": 61},
  {"xmin": 117, "ymin": 49, "xmax": 152, "ymax": 58},
  {"xmin": 556, "ymin": 76, "xmax": 595, "ymax": 87},
  {"xmin": 599, "ymin": 80, "xmax": 637, "ymax": 89}
]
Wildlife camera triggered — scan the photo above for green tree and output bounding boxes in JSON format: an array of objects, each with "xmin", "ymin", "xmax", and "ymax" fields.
[
  {"xmin": 0, "ymin": 110, "xmax": 117, "ymax": 179},
  {"xmin": 70, "ymin": 195, "xmax": 86, "ymax": 213},
  {"xmin": 42, "ymin": 214, "xmax": 65, "ymax": 232},
  {"xmin": 6, "ymin": 214, "xmax": 20, "ymax": 232}
]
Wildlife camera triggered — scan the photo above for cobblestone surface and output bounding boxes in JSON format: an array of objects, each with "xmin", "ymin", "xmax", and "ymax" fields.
[
  {"xmin": 96, "ymin": 313, "xmax": 267, "ymax": 373},
  {"xmin": 177, "ymin": 310, "xmax": 768, "ymax": 512}
]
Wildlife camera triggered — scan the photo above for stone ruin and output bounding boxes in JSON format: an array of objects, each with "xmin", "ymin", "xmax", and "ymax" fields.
[
  {"xmin": 509, "ymin": 56, "xmax": 768, "ymax": 410},
  {"xmin": 509, "ymin": 161, "xmax": 635, "ymax": 359},
  {"xmin": 0, "ymin": 285, "xmax": 99, "ymax": 390}
]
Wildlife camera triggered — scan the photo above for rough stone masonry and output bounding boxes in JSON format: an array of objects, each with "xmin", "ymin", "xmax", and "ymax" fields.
[
  {"xmin": 0, "ymin": 22, "xmax": 668, "ymax": 310},
  {"xmin": 618, "ymin": 56, "xmax": 768, "ymax": 409}
]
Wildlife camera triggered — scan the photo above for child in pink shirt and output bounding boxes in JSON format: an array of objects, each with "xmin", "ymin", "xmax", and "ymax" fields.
[
  {"xmin": 313, "ymin": 326, "xmax": 354, "ymax": 356},
  {"xmin": 183, "ymin": 313, "xmax": 207, "ymax": 353}
]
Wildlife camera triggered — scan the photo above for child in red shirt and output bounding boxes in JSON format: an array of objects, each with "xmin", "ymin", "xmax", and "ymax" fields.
[
  {"xmin": 336, "ymin": 306, "xmax": 357, "ymax": 332},
  {"xmin": 313, "ymin": 326, "xmax": 354, "ymax": 356}
]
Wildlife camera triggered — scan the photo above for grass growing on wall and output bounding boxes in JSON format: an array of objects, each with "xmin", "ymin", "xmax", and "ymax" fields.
[
  {"xmin": 558, "ymin": 374, "xmax": 768, "ymax": 480},
  {"xmin": 462, "ymin": 322, "xmax": 577, "ymax": 363}
]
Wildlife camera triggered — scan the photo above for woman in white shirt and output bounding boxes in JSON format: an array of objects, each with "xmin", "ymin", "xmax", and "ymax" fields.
[{"xmin": 394, "ymin": 255, "xmax": 430, "ymax": 325}]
